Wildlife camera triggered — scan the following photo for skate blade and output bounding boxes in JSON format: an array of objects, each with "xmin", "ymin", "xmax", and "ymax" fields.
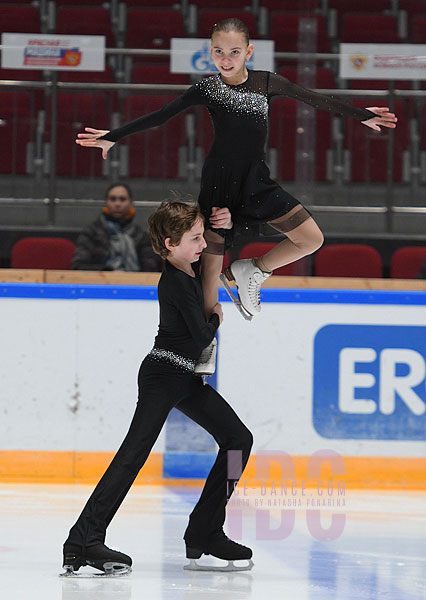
[
  {"xmin": 184, "ymin": 558, "xmax": 254, "ymax": 572},
  {"xmin": 60, "ymin": 563, "xmax": 132, "ymax": 578},
  {"xmin": 194, "ymin": 370, "xmax": 215, "ymax": 377},
  {"xmin": 219, "ymin": 274, "xmax": 253, "ymax": 322}
]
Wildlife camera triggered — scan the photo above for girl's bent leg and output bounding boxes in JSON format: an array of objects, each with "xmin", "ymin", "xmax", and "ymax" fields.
[
  {"xmin": 259, "ymin": 209, "xmax": 324, "ymax": 272},
  {"xmin": 176, "ymin": 380, "xmax": 253, "ymax": 545}
]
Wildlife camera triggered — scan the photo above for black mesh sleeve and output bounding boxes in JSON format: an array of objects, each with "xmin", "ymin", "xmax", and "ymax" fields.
[
  {"xmin": 268, "ymin": 72, "xmax": 376, "ymax": 122},
  {"xmin": 101, "ymin": 85, "xmax": 204, "ymax": 143}
]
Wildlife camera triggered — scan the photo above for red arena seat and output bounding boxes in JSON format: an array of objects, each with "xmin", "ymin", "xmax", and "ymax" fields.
[
  {"xmin": 390, "ymin": 247, "xmax": 426, "ymax": 279},
  {"xmin": 264, "ymin": 0, "xmax": 321, "ymax": 9},
  {"xmin": 132, "ymin": 64, "xmax": 190, "ymax": 84},
  {"xmin": 52, "ymin": 93, "xmax": 109, "ymax": 177},
  {"xmin": 277, "ymin": 68, "xmax": 335, "ymax": 89},
  {"xmin": 269, "ymin": 98, "xmax": 332, "ymax": 182},
  {"xmin": 0, "ymin": 91, "xmax": 34, "ymax": 175},
  {"xmin": 122, "ymin": 95, "xmax": 187, "ymax": 179},
  {"xmin": 314, "ymin": 244, "xmax": 383, "ymax": 278},
  {"xmin": 413, "ymin": 17, "xmax": 426, "ymax": 44},
  {"xmin": 191, "ymin": 0, "xmax": 253, "ymax": 7},
  {"xmin": 0, "ymin": 5, "xmax": 40, "ymax": 33},
  {"xmin": 328, "ymin": 0, "xmax": 390, "ymax": 10},
  {"xmin": 121, "ymin": 0, "xmax": 185, "ymax": 5},
  {"xmin": 126, "ymin": 9, "xmax": 185, "ymax": 49},
  {"xmin": 330, "ymin": 1, "xmax": 392, "ymax": 34},
  {"xmin": 399, "ymin": 0, "xmax": 426, "ymax": 16},
  {"xmin": 400, "ymin": 0, "xmax": 426, "ymax": 40},
  {"xmin": 348, "ymin": 79, "xmax": 411, "ymax": 90},
  {"xmin": 344, "ymin": 100, "xmax": 408, "ymax": 183},
  {"xmin": 0, "ymin": 67, "xmax": 41, "ymax": 81},
  {"xmin": 342, "ymin": 14, "xmax": 401, "ymax": 43},
  {"xmin": 239, "ymin": 243, "xmax": 306, "ymax": 276},
  {"xmin": 270, "ymin": 14, "xmax": 330, "ymax": 53},
  {"xmin": 56, "ymin": 7, "xmax": 115, "ymax": 47},
  {"xmin": 11, "ymin": 238, "xmax": 76, "ymax": 270},
  {"xmin": 58, "ymin": 65, "xmax": 114, "ymax": 83},
  {"xmin": 55, "ymin": 0, "xmax": 110, "ymax": 4}
]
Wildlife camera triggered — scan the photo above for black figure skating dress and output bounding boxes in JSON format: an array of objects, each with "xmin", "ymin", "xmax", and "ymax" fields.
[{"xmin": 102, "ymin": 71, "xmax": 375, "ymax": 239}]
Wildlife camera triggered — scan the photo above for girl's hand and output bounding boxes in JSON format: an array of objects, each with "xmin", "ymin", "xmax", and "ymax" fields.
[
  {"xmin": 75, "ymin": 127, "xmax": 115, "ymax": 159},
  {"xmin": 211, "ymin": 302, "xmax": 223, "ymax": 325},
  {"xmin": 362, "ymin": 107, "xmax": 397, "ymax": 132},
  {"xmin": 210, "ymin": 207, "xmax": 233, "ymax": 230}
]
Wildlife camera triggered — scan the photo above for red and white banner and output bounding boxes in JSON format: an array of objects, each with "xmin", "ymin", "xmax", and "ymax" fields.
[{"xmin": 1, "ymin": 33, "xmax": 105, "ymax": 71}]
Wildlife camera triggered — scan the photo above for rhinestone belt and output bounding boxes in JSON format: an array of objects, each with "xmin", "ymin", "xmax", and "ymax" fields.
[{"xmin": 147, "ymin": 347, "xmax": 196, "ymax": 373}]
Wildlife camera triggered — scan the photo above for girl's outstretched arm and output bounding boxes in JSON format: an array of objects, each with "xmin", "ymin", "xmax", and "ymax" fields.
[
  {"xmin": 75, "ymin": 86, "xmax": 204, "ymax": 157},
  {"xmin": 268, "ymin": 71, "xmax": 392, "ymax": 125}
]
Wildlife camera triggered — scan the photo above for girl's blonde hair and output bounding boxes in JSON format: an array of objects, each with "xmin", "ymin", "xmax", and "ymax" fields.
[{"xmin": 148, "ymin": 199, "xmax": 204, "ymax": 259}]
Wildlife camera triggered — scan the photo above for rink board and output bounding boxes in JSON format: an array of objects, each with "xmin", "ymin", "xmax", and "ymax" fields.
[{"xmin": 0, "ymin": 282, "xmax": 425, "ymax": 488}]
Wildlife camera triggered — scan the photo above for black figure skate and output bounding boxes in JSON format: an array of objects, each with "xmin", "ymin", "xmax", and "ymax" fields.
[
  {"xmin": 60, "ymin": 543, "xmax": 132, "ymax": 577},
  {"xmin": 184, "ymin": 530, "xmax": 254, "ymax": 572}
]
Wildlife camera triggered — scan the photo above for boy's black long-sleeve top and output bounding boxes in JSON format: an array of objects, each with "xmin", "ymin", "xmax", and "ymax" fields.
[{"xmin": 154, "ymin": 260, "xmax": 219, "ymax": 360}]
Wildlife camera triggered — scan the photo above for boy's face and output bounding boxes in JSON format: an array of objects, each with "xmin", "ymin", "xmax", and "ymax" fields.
[{"xmin": 168, "ymin": 218, "xmax": 207, "ymax": 263}]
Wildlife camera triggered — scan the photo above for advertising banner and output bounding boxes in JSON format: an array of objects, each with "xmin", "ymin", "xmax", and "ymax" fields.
[
  {"xmin": 340, "ymin": 43, "xmax": 426, "ymax": 80},
  {"xmin": 171, "ymin": 38, "xmax": 274, "ymax": 74},
  {"xmin": 1, "ymin": 33, "xmax": 105, "ymax": 71}
]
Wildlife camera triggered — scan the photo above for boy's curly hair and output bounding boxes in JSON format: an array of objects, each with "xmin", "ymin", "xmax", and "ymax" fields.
[{"xmin": 148, "ymin": 199, "xmax": 204, "ymax": 259}]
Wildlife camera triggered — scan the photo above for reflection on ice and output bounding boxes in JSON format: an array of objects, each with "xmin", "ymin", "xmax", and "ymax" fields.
[{"xmin": 0, "ymin": 484, "xmax": 424, "ymax": 600}]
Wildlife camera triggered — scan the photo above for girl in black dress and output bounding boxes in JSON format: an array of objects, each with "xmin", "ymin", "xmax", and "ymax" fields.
[
  {"xmin": 76, "ymin": 18, "xmax": 397, "ymax": 321},
  {"xmin": 62, "ymin": 200, "xmax": 253, "ymax": 575}
]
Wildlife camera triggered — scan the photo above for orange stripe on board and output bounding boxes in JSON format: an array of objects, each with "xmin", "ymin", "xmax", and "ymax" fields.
[
  {"xmin": 240, "ymin": 455, "xmax": 426, "ymax": 490},
  {"xmin": 0, "ymin": 451, "xmax": 162, "ymax": 484},
  {"xmin": 0, "ymin": 451, "xmax": 425, "ymax": 489}
]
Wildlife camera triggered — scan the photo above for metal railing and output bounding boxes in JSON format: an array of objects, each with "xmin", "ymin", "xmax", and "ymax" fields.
[{"xmin": 1, "ymin": 48, "xmax": 426, "ymax": 236}]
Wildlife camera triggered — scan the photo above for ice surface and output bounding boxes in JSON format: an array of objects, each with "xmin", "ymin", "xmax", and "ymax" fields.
[{"xmin": 1, "ymin": 483, "xmax": 425, "ymax": 600}]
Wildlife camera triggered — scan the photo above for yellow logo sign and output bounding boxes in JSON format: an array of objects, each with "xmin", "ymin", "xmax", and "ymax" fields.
[{"xmin": 350, "ymin": 54, "xmax": 367, "ymax": 71}]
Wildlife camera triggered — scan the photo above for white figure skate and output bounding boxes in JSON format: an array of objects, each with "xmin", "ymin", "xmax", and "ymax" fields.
[
  {"xmin": 194, "ymin": 338, "xmax": 217, "ymax": 376},
  {"xmin": 221, "ymin": 258, "xmax": 271, "ymax": 320}
]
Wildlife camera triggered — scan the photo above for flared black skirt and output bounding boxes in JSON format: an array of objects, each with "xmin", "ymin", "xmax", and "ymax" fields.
[{"xmin": 198, "ymin": 156, "xmax": 302, "ymax": 244}]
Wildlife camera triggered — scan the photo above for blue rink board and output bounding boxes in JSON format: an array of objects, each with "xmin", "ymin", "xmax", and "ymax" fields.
[{"xmin": 1, "ymin": 282, "xmax": 426, "ymax": 305}]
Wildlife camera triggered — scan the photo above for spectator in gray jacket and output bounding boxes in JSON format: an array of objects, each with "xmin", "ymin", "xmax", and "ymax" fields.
[{"xmin": 71, "ymin": 183, "xmax": 161, "ymax": 272}]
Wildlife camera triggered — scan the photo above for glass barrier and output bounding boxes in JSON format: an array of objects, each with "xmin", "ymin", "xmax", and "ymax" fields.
[{"xmin": 0, "ymin": 49, "xmax": 425, "ymax": 235}]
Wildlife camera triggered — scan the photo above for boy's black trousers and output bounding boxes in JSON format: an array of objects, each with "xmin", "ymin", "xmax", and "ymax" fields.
[{"xmin": 65, "ymin": 356, "xmax": 253, "ymax": 548}]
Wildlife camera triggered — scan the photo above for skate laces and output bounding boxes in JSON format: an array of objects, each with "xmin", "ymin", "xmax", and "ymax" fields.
[
  {"xmin": 199, "ymin": 339, "xmax": 216, "ymax": 364},
  {"xmin": 248, "ymin": 265, "xmax": 270, "ymax": 309}
]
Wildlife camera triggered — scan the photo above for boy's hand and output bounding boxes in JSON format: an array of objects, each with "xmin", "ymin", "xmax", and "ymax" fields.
[
  {"xmin": 211, "ymin": 302, "xmax": 223, "ymax": 325},
  {"xmin": 210, "ymin": 207, "xmax": 233, "ymax": 230}
]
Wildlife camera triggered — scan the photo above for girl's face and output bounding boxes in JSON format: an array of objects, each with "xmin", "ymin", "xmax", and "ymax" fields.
[
  {"xmin": 166, "ymin": 218, "xmax": 207, "ymax": 264},
  {"xmin": 210, "ymin": 30, "xmax": 253, "ymax": 81}
]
